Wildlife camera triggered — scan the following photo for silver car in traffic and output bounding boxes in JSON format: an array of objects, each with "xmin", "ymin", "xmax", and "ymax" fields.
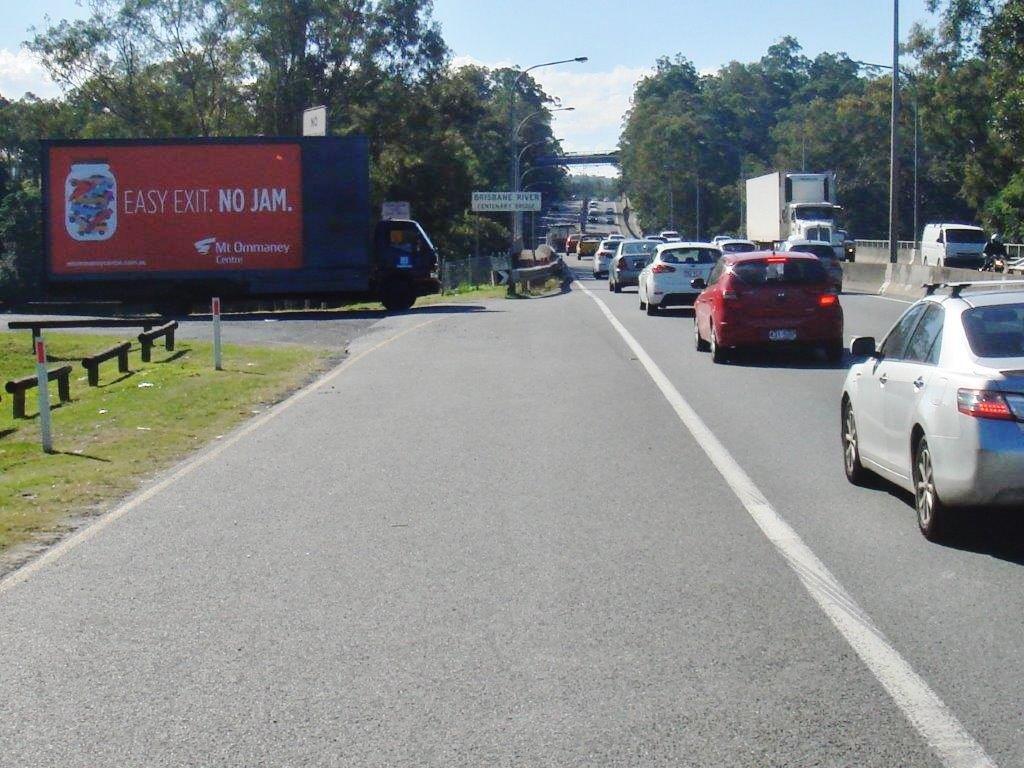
[
  {"xmin": 841, "ymin": 283, "xmax": 1024, "ymax": 540},
  {"xmin": 608, "ymin": 239, "xmax": 658, "ymax": 292}
]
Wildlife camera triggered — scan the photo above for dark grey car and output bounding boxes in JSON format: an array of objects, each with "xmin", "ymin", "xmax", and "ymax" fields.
[{"xmin": 609, "ymin": 240, "xmax": 658, "ymax": 292}]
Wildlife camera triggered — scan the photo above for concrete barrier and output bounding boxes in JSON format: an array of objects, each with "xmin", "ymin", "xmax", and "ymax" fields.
[
  {"xmin": 841, "ymin": 262, "xmax": 888, "ymax": 294},
  {"xmin": 842, "ymin": 261, "xmax": 1024, "ymax": 301},
  {"xmin": 854, "ymin": 246, "xmax": 916, "ymax": 265}
]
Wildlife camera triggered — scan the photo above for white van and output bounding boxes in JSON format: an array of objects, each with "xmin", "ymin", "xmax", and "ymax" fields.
[{"xmin": 920, "ymin": 223, "xmax": 987, "ymax": 269}]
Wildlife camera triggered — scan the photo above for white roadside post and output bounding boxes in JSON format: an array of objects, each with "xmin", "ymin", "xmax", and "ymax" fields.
[
  {"xmin": 212, "ymin": 297, "xmax": 223, "ymax": 371},
  {"xmin": 34, "ymin": 337, "xmax": 53, "ymax": 453}
]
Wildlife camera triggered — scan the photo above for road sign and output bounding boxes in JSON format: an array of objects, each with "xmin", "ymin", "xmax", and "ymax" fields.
[
  {"xmin": 493, "ymin": 270, "xmax": 510, "ymax": 286},
  {"xmin": 381, "ymin": 201, "xmax": 411, "ymax": 220},
  {"xmin": 472, "ymin": 192, "xmax": 541, "ymax": 212},
  {"xmin": 302, "ymin": 105, "xmax": 327, "ymax": 136}
]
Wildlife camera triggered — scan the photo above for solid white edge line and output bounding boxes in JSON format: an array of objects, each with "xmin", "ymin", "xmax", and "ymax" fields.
[
  {"xmin": 575, "ymin": 280, "xmax": 995, "ymax": 768},
  {"xmin": 0, "ymin": 316, "xmax": 444, "ymax": 597}
]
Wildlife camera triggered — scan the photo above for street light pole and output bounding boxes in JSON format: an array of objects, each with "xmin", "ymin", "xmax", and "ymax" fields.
[
  {"xmin": 513, "ymin": 108, "xmax": 573, "ymax": 260},
  {"xmin": 854, "ymin": 57, "xmax": 919, "ymax": 256},
  {"xmin": 695, "ymin": 164, "xmax": 701, "ymax": 241},
  {"xmin": 888, "ymin": 0, "xmax": 901, "ymax": 264},
  {"xmin": 507, "ymin": 57, "xmax": 587, "ymax": 296}
]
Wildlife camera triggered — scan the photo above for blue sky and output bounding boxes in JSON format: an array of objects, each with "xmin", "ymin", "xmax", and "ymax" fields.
[{"xmin": 2, "ymin": 0, "xmax": 937, "ymax": 171}]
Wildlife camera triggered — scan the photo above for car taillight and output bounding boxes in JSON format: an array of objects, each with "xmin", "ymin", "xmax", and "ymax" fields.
[
  {"xmin": 652, "ymin": 263, "xmax": 675, "ymax": 273},
  {"xmin": 767, "ymin": 256, "xmax": 787, "ymax": 263},
  {"xmin": 956, "ymin": 389, "xmax": 1017, "ymax": 420},
  {"xmin": 818, "ymin": 294, "xmax": 839, "ymax": 307}
]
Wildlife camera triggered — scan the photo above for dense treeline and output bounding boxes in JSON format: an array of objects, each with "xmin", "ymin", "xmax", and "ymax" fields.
[
  {"xmin": 0, "ymin": 0, "xmax": 568, "ymax": 297},
  {"xmin": 621, "ymin": 0, "xmax": 1024, "ymax": 242}
]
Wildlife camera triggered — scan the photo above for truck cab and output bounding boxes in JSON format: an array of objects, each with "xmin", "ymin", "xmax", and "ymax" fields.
[{"xmin": 373, "ymin": 219, "xmax": 440, "ymax": 311}]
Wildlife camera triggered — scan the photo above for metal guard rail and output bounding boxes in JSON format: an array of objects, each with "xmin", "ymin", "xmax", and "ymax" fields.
[
  {"xmin": 856, "ymin": 240, "xmax": 1024, "ymax": 258},
  {"xmin": 513, "ymin": 257, "xmax": 565, "ymax": 285}
]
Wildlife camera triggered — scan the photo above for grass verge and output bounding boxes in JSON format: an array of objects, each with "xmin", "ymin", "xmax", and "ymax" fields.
[
  {"xmin": 0, "ymin": 332, "xmax": 332, "ymax": 558},
  {"xmin": 330, "ymin": 284, "xmax": 504, "ymax": 312}
]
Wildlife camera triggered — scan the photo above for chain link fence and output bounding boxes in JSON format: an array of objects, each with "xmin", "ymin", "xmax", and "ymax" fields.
[{"xmin": 440, "ymin": 255, "xmax": 502, "ymax": 291}]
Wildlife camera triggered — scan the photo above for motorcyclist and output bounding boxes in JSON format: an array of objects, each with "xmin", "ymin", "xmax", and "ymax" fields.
[{"xmin": 983, "ymin": 233, "xmax": 1007, "ymax": 271}]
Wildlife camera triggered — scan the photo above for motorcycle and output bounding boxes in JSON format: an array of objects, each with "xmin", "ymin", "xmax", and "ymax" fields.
[{"xmin": 981, "ymin": 255, "xmax": 1006, "ymax": 273}]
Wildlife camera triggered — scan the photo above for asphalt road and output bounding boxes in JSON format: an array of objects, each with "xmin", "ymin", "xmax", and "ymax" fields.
[{"xmin": 2, "ymin": 260, "xmax": 1022, "ymax": 765}]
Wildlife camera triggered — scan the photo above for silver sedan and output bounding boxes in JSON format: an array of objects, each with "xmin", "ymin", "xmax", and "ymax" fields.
[
  {"xmin": 608, "ymin": 240, "xmax": 657, "ymax": 292},
  {"xmin": 841, "ymin": 284, "xmax": 1024, "ymax": 541}
]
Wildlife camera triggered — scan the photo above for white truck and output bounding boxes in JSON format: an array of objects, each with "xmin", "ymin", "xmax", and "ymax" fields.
[{"xmin": 745, "ymin": 171, "xmax": 842, "ymax": 249}]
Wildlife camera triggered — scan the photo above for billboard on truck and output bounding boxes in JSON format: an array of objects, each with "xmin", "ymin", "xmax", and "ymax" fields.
[
  {"xmin": 40, "ymin": 137, "xmax": 440, "ymax": 311},
  {"xmin": 48, "ymin": 142, "xmax": 304, "ymax": 275},
  {"xmin": 42, "ymin": 137, "xmax": 374, "ymax": 293}
]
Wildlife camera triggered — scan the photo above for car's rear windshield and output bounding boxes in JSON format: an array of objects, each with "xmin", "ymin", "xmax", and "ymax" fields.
[
  {"xmin": 721, "ymin": 242, "xmax": 755, "ymax": 253},
  {"xmin": 789, "ymin": 244, "xmax": 835, "ymax": 260},
  {"xmin": 660, "ymin": 247, "xmax": 718, "ymax": 265},
  {"xmin": 623, "ymin": 241, "xmax": 657, "ymax": 255},
  {"xmin": 731, "ymin": 258, "xmax": 829, "ymax": 285},
  {"xmin": 945, "ymin": 228, "xmax": 986, "ymax": 244},
  {"xmin": 963, "ymin": 304, "xmax": 1024, "ymax": 358}
]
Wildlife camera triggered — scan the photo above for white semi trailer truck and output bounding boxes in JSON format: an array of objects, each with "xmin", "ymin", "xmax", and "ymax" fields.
[{"xmin": 745, "ymin": 171, "xmax": 841, "ymax": 249}]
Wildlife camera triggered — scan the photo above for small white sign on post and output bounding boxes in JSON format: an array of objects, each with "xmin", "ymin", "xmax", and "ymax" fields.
[
  {"xmin": 302, "ymin": 105, "xmax": 327, "ymax": 137},
  {"xmin": 471, "ymin": 192, "xmax": 542, "ymax": 212},
  {"xmin": 381, "ymin": 201, "xmax": 411, "ymax": 220},
  {"xmin": 35, "ymin": 337, "xmax": 53, "ymax": 453},
  {"xmin": 212, "ymin": 297, "xmax": 223, "ymax": 371}
]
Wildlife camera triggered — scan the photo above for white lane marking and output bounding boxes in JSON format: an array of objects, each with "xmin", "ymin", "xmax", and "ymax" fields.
[
  {"xmin": 576, "ymin": 281, "xmax": 995, "ymax": 768},
  {"xmin": 0, "ymin": 317, "xmax": 444, "ymax": 597}
]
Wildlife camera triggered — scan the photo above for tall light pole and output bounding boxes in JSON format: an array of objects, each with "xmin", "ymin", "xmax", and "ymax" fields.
[
  {"xmin": 888, "ymin": 0, "xmax": 900, "ymax": 264},
  {"xmin": 508, "ymin": 58, "xmax": 587, "ymax": 296},
  {"xmin": 515, "ymin": 109, "xmax": 573, "ymax": 193},
  {"xmin": 855, "ymin": 58, "xmax": 919, "ymax": 252},
  {"xmin": 514, "ymin": 108, "xmax": 572, "ymax": 256}
]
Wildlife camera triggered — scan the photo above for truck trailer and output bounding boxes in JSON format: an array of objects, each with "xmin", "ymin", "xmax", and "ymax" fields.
[
  {"xmin": 745, "ymin": 171, "xmax": 841, "ymax": 248},
  {"xmin": 42, "ymin": 137, "xmax": 439, "ymax": 311}
]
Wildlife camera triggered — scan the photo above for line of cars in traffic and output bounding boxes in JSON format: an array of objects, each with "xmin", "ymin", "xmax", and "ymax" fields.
[
  {"xmin": 575, "ymin": 235, "xmax": 1024, "ymax": 542},
  {"xmin": 580, "ymin": 234, "xmax": 844, "ymax": 362}
]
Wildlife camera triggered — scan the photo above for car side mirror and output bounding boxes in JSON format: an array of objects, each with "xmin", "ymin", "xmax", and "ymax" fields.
[
  {"xmin": 690, "ymin": 278, "xmax": 707, "ymax": 289},
  {"xmin": 850, "ymin": 336, "xmax": 877, "ymax": 357}
]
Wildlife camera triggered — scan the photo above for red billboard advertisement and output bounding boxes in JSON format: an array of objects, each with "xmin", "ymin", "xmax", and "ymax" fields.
[{"xmin": 47, "ymin": 143, "xmax": 304, "ymax": 275}]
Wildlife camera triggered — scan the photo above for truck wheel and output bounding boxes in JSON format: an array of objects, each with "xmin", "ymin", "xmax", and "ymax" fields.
[{"xmin": 380, "ymin": 281, "xmax": 416, "ymax": 312}]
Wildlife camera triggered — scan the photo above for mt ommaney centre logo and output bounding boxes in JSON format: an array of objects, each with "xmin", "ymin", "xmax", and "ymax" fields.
[
  {"xmin": 48, "ymin": 143, "xmax": 304, "ymax": 275},
  {"xmin": 194, "ymin": 236, "xmax": 294, "ymax": 265}
]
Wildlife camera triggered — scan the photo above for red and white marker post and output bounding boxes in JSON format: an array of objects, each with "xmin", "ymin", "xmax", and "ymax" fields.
[
  {"xmin": 34, "ymin": 337, "xmax": 53, "ymax": 452},
  {"xmin": 212, "ymin": 297, "xmax": 223, "ymax": 371}
]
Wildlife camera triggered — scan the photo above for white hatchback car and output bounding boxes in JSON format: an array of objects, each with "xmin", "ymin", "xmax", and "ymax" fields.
[
  {"xmin": 592, "ymin": 239, "xmax": 621, "ymax": 278},
  {"xmin": 841, "ymin": 283, "xmax": 1024, "ymax": 541},
  {"xmin": 638, "ymin": 243, "xmax": 720, "ymax": 315}
]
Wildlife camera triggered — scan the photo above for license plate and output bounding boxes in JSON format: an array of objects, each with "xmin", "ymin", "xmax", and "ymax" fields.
[{"xmin": 769, "ymin": 329, "xmax": 797, "ymax": 341}]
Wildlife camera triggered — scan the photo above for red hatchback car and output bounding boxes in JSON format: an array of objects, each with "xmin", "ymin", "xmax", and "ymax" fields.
[{"xmin": 693, "ymin": 251, "xmax": 843, "ymax": 363}]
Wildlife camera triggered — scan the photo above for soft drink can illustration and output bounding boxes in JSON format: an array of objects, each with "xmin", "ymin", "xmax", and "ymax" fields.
[{"xmin": 65, "ymin": 162, "xmax": 116, "ymax": 241}]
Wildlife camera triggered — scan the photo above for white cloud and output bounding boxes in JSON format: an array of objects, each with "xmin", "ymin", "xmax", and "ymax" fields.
[
  {"xmin": 449, "ymin": 54, "xmax": 650, "ymax": 169},
  {"xmin": 0, "ymin": 47, "xmax": 60, "ymax": 100}
]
